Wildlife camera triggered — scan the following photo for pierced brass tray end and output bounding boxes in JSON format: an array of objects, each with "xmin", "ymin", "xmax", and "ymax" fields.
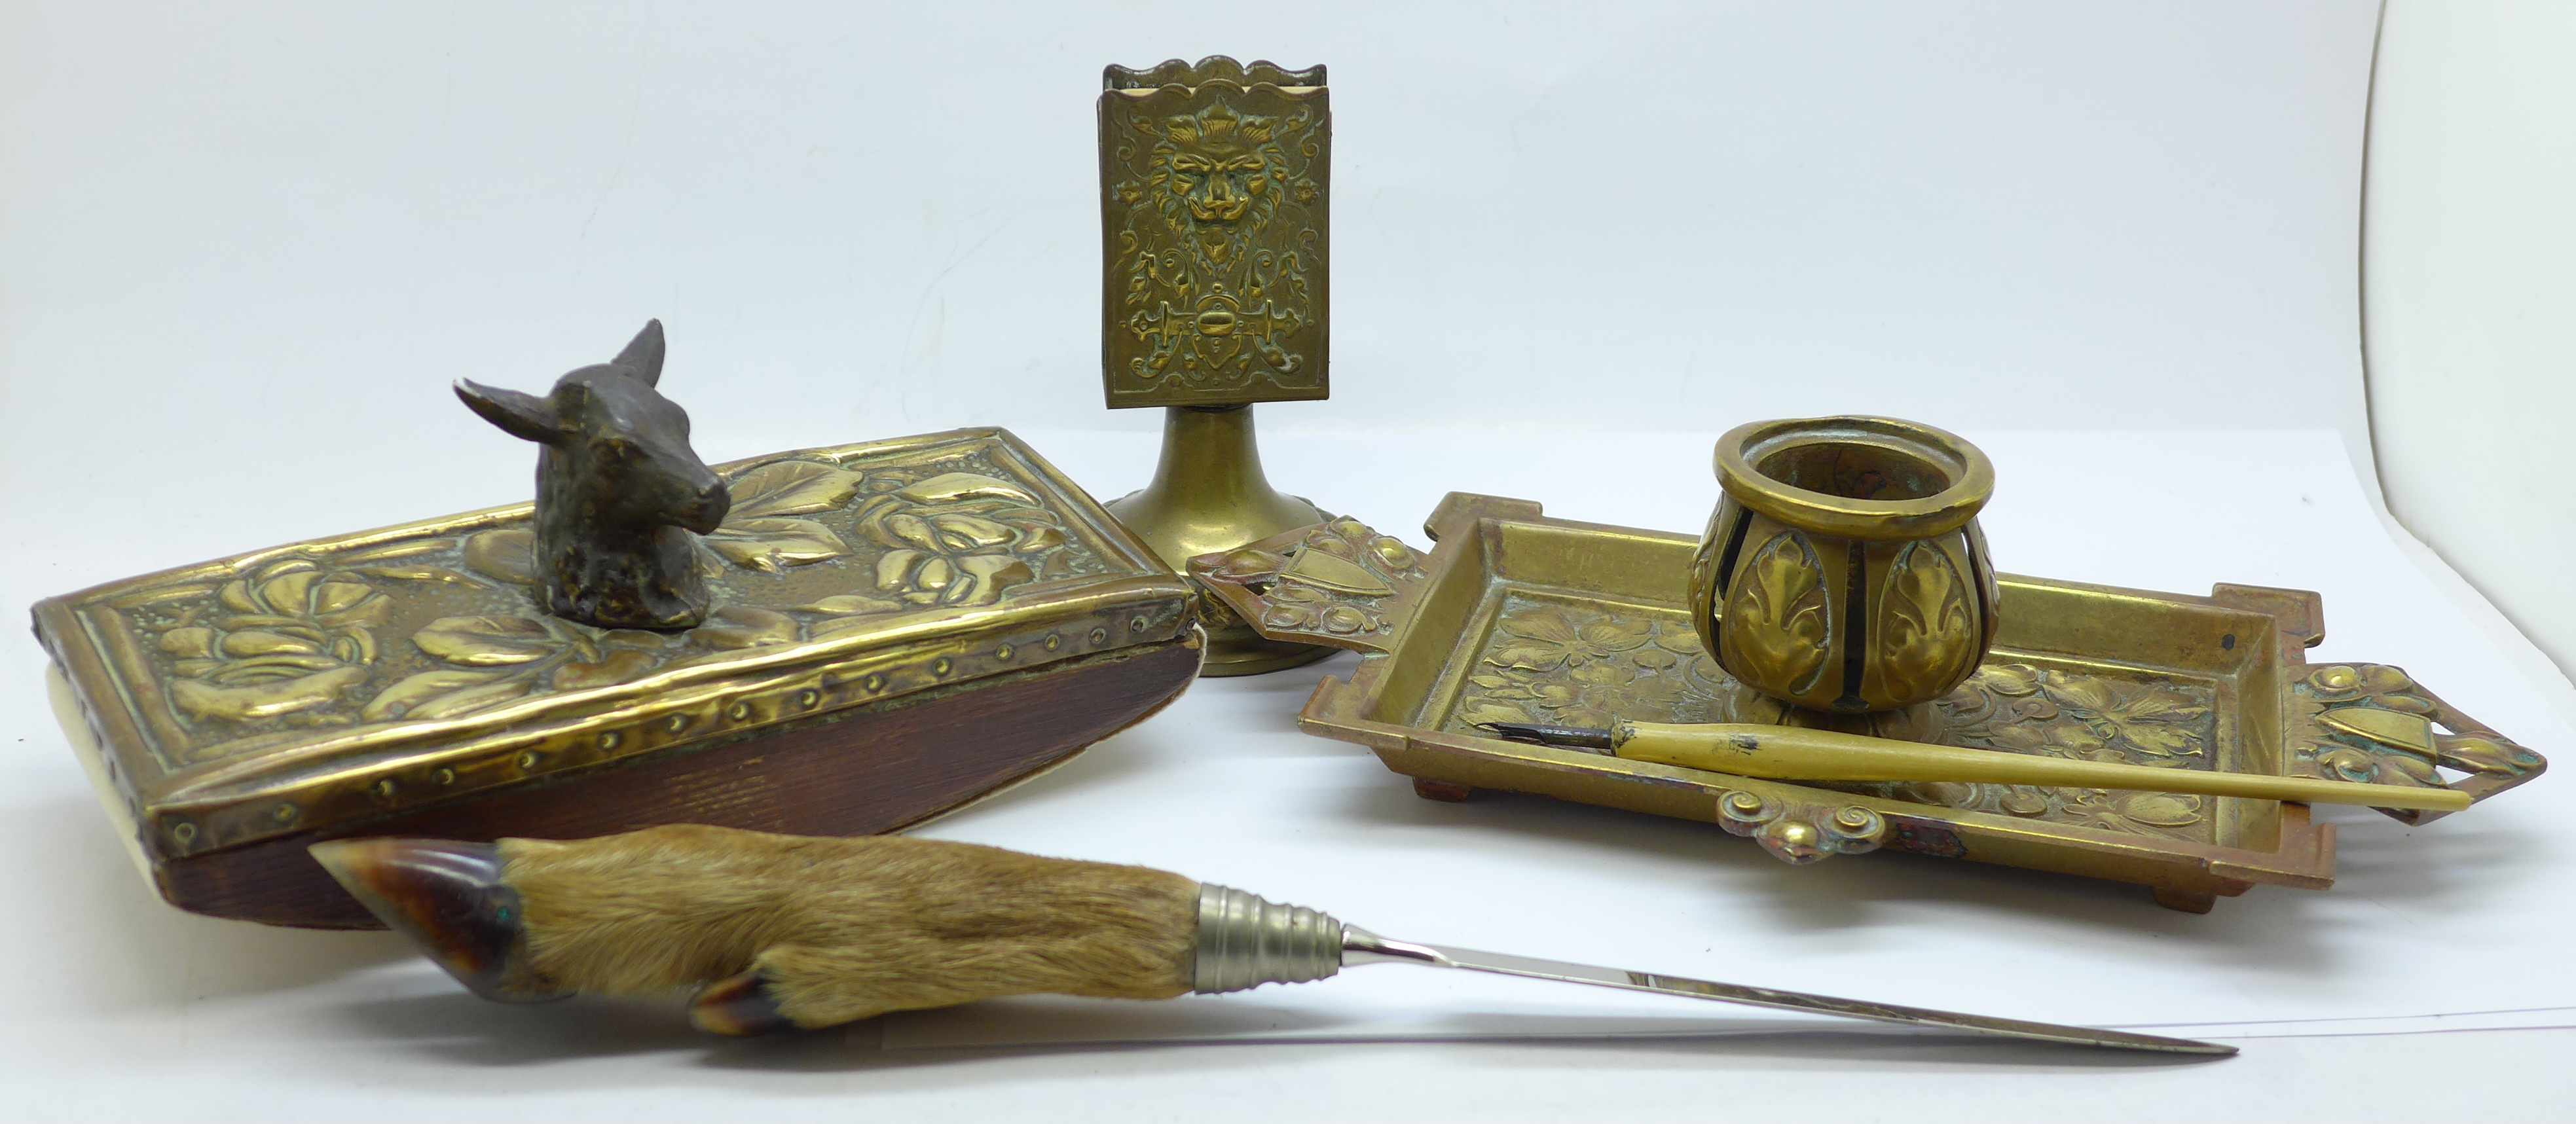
[
  {"xmin": 1097, "ymin": 56, "xmax": 1336, "ymax": 676},
  {"xmin": 1191, "ymin": 496, "xmax": 2545, "ymax": 912}
]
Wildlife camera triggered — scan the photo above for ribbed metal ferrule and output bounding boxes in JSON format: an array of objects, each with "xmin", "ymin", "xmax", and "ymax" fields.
[{"xmin": 1190, "ymin": 883, "xmax": 1346, "ymax": 994}]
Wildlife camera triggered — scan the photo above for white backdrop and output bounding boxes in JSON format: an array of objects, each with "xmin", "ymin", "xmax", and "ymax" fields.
[
  {"xmin": 1, "ymin": 0, "xmax": 2381, "ymax": 520},
  {"xmin": 2364, "ymin": 0, "xmax": 2576, "ymax": 680},
  {"xmin": 15, "ymin": 4, "xmax": 2576, "ymax": 1119}
]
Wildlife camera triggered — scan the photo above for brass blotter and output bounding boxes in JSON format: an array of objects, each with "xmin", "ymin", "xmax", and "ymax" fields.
[
  {"xmin": 37, "ymin": 428, "xmax": 1202, "ymax": 926},
  {"xmin": 1192, "ymin": 493, "xmax": 2546, "ymax": 913}
]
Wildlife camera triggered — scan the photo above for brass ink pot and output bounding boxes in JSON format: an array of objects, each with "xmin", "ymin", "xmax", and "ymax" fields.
[{"xmin": 1688, "ymin": 416, "xmax": 1998, "ymax": 740}]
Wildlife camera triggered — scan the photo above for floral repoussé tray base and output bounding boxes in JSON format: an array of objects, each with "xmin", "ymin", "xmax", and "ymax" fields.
[{"xmin": 1192, "ymin": 493, "xmax": 2545, "ymax": 913}]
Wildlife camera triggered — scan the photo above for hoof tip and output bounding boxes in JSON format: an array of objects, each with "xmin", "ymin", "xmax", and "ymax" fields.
[
  {"xmin": 309, "ymin": 837, "xmax": 567, "ymax": 1002},
  {"xmin": 691, "ymin": 971, "xmax": 796, "ymax": 1036}
]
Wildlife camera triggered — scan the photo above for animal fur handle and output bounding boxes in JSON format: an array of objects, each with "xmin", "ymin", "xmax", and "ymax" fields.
[{"xmin": 313, "ymin": 825, "xmax": 1217, "ymax": 1033}]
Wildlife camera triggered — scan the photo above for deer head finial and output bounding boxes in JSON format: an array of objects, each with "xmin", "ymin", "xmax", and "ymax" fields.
[{"xmin": 457, "ymin": 320, "xmax": 730, "ymax": 630}]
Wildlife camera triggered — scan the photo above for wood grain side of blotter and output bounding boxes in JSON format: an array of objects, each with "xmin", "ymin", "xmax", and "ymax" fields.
[{"xmin": 160, "ymin": 636, "xmax": 1204, "ymax": 928}]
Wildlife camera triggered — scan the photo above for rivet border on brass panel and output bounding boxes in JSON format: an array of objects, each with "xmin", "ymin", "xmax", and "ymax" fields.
[{"xmin": 151, "ymin": 601, "xmax": 1191, "ymax": 856}]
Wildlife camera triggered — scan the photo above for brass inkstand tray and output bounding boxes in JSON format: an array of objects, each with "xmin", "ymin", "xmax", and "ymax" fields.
[
  {"xmin": 1192, "ymin": 493, "xmax": 2545, "ymax": 912},
  {"xmin": 37, "ymin": 427, "xmax": 1201, "ymax": 927}
]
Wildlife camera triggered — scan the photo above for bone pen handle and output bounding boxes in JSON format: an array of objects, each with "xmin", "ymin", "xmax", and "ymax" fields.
[{"xmin": 1611, "ymin": 721, "xmax": 2470, "ymax": 812}]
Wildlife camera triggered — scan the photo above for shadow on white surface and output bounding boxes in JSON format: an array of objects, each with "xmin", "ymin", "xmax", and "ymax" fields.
[
  {"xmin": 320, "ymin": 988, "xmax": 2224, "ymax": 1076},
  {"xmin": 2314, "ymin": 801, "xmax": 2541, "ymax": 903},
  {"xmin": 946, "ymin": 653, "xmax": 1372, "ymax": 822},
  {"xmin": 31, "ymin": 798, "xmax": 418, "ymax": 1011},
  {"xmin": 329, "ymin": 990, "xmax": 708, "ymax": 1067},
  {"xmin": 1310, "ymin": 778, "xmax": 2361, "ymax": 968}
]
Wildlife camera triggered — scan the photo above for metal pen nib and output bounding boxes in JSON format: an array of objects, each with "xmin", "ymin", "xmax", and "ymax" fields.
[{"xmin": 1190, "ymin": 885, "xmax": 2234, "ymax": 1057}]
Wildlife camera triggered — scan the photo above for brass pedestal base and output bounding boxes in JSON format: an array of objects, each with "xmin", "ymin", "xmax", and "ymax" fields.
[
  {"xmin": 1107, "ymin": 405, "xmax": 1335, "ymax": 677},
  {"xmin": 1718, "ymin": 680, "xmax": 1946, "ymax": 743}
]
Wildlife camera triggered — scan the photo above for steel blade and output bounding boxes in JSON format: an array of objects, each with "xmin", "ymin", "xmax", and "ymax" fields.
[{"xmin": 1341, "ymin": 926, "xmax": 2234, "ymax": 1056}]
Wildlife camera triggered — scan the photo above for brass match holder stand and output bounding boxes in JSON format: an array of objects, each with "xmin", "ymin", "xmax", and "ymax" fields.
[
  {"xmin": 1097, "ymin": 57, "xmax": 1337, "ymax": 676},
  {"xmin": 1106, "ymin": 403, "xmax": 1332, "ymax": 676},
  {"xmin": 1191, "ymin": 417, "xmax": 2547, "ymax": 913}
]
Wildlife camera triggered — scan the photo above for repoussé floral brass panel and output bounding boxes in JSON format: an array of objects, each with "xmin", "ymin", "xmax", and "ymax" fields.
[
  {"xmin": 38, "ymin": 430, "xmax": 1197, "ymax": 868},
  {"xmin": 1099, "ymin": 58, "xmax": 1327, "ymax": 407},
  {"xmin": 109, "ymin": 443, "xmax": 1106, "ymax": 765},
  {"xmin": 1443, "ymin": 595, "xmax": 2222, "ymax": 844}
]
